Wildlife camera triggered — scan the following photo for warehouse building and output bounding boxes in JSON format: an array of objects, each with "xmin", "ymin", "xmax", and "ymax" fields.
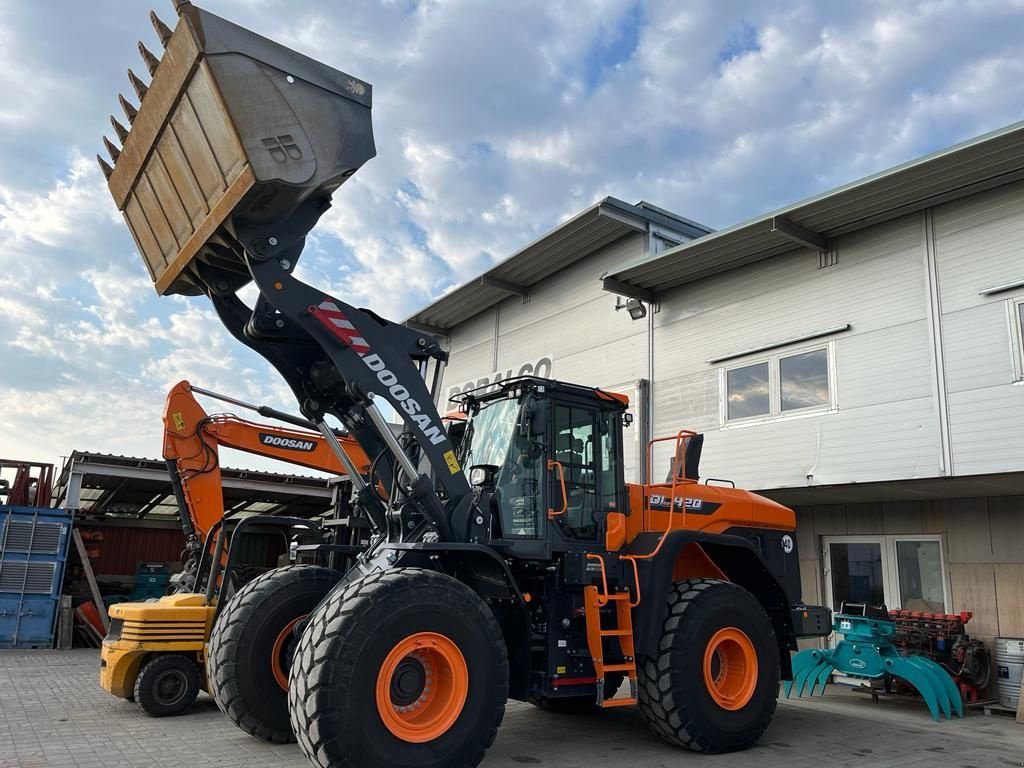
[{"xmin": 408, "ymin": 121, "xmax": 1024, "ymax": 649}]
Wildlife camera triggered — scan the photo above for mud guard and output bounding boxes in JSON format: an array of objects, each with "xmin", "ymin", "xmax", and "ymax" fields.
[{"xmin": 627, "ymin": 530, "xmax": 797, "ymax": 679}]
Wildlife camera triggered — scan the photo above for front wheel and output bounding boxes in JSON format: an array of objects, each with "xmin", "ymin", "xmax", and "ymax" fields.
[
  {"xmin": 134, "ymin": 654, "xmax": 201, "ymax": 717},
  {"xmin": 207, "ymin": 565, "xmax": 340, "ymax": 743},
  {"xmin": 638, "ymin": 578, "xmax": 779, "ymax": 753},
  {"xmin": 289, "ymin": 567, "xmax": 509, "ymax": 768}
]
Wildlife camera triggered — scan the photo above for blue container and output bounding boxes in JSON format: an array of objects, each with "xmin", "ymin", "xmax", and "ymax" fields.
[{"xmin": 0, "ymin": 506, "xmax": 73, "ymax": 648}]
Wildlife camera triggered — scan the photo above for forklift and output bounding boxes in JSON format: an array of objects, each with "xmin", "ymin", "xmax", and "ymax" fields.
[{"xmin": 98, "ymin": 3, "xmax": 830, "ymax": 765}]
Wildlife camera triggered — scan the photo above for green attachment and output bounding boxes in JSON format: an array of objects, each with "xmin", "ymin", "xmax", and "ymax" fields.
[{"xmin": 782, "ymin": 612, "xmax": 964, "ymax": 721}]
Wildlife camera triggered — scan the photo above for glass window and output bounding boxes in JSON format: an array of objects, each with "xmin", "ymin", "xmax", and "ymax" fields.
[
  {"xmin": 896, "ymin": 540, "xmax": 945, "ymax": 613},
  {"xmin": 553, "ymin": 405, "xmax": 600, "ymax": 540},
  {"xmin": 1019, "ymin": 302, "xmax": 1024, "ymax": 354},
  {"xmin": 829, "ymin": 542, "xmax": 884, "ymax": 608},
  {"xmin": 727, "ymin": 362, "xmax": 770, "ymax": 420},
  {"xmin": 780, "ymin": 348, "xmax": 829, "ymax": 411}
]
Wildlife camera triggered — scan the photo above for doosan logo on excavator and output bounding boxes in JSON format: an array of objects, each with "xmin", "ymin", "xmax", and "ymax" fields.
[
  {"xmin": 361, "ymin": 353, "xmax": 446, "ymax": 445},
  {"xmin": 259, "ymin": 433, "xmax": 317, "ymax": 452}
]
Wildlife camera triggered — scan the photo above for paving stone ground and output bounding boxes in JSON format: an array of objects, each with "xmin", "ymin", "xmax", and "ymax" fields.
[{"xmin": 1, "ymin": 650, "xmax": 1023, "ymax": 768}]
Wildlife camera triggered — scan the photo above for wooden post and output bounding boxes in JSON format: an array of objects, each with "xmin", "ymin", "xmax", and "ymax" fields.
[
  {"xmin": 56, "ymin": 595, "xmax": 73, "ymax": 649},
  {"xmin": 72, "ymin": 528, "xmax": 109, "ymax": 631}
]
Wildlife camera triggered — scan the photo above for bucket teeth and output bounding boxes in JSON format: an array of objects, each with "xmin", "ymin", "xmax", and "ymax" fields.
[
  {"xmin": 128, "ymin": 69, "xmax": 149, "ymax": 100},
  {"xmin": 110, "ymin": 116, "xmax": 130, "ymax": 143},
  {"xmin": 103, "ymin": 136, "xmax": 121, "ymax": 163},
  {"xmin": 96, "ymin": 155, "xmax": 114, "ymax": 180},
  {"xmin": 138, "ymin": 42, "xmax": 161, "ymax": 76},
  {"xmin": 150, "ymin": 10, "xmax": 173, "ymax": 45},
  {"xmin": 118, "ymin": 93, "xmax": 139, "ymax": 124}
]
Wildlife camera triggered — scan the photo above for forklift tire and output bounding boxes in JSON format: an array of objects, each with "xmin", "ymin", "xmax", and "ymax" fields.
[
  {"xmin": 289, "ymin": 567, "xmax": 508, "ymax": 768},
  {"xmin": 207, "ymin": 565, "xmax": 340, "ymax": 743},
  {"xmin": 134, "ymin": 654, "xmax": 201, "ymax": 717},
  {"xmin": 637, "ymin": 579, "xmax": 779, "ymax": 754},
  {"xmin": 531, "ymin": 673, "xmax": 625, "ymax": 713}
]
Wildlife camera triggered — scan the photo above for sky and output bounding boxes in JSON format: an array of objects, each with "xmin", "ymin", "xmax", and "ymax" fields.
[{"xmin": 1, "ymin": 0, "xmax": 1024, "ymax": 472}]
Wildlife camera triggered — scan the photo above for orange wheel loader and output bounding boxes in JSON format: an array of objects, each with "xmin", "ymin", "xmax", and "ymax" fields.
[{"xmin": 98, "ymin": 3, "xmax": 831, "ymax": 764}]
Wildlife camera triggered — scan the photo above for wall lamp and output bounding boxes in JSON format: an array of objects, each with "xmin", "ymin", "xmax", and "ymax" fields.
[{"xmin": 615, "ymin": 296, "xmax": 647, "ymax": 321}]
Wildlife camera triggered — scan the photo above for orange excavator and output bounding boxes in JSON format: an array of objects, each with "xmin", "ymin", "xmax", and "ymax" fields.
[{"xmin": 100, "ymin": 380, "xmax": 377, "ymax": 721}]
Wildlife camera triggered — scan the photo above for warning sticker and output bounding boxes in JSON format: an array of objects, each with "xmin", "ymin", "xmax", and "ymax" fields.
[
  {"xmin": 172, "ymin": 412, "xmax": 185, "ymax": 431},
  {"xmin": 443, "ymin": 449, "xmax": 460, "ymax": 474}
]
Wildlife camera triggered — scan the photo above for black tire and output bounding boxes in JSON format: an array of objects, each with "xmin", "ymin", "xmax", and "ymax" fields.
[
  {"xmin": 638, "ymin": 578, "xmax": 779, "ymax": 754},
  {"xmin": 289, "ymin": 567, "xmax": 508, "ymax": 768},
  {"xmin": 134, "ymin": 654, "xmax": 201, "ymax": 717},
  {"xmin": 531, "ymin": 673, "xmax": 625, "ymax": 713},
  {"xmin": 207, "ymin": 565, "xmax": 340, "ymax": 743}
]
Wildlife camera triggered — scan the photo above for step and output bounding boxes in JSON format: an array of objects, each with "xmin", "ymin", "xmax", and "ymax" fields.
[
  {"xmin": 601, "ymin": 697, "xmax": 638, "ymax": 708},
  {"xmin": 601, "ymin": 663, "xmax": 636, "ymax": 673},
  {"xmin": 602, "ymin": 592, "xmax": 630, "ymax": 601},
  {"xmin": 600, "ymin": 629, "xmax": 632, "ymax": 637}
]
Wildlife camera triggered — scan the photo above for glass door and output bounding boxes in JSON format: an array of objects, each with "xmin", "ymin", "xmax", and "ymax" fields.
[{"xmin": 823, "ymin": 535, "xmax": 949, "ymax": 616}]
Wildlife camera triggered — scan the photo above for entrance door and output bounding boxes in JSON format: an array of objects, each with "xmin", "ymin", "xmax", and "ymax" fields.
[{"xmin": 823, "ymin": 535, "xmax": 949, "ymax": 616}]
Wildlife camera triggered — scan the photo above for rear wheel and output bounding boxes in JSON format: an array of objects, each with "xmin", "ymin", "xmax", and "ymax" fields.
[
  {"xmin": 638, "ymin": 578, "xmax": 779, "ymax": 753},
  {"xmin": 134, "ymin": 654, "xmax": 201, "ymax": 717},
  {"xmin": 289, "ymin": 567, "xmax": 508, "ymax": 768},
  {"xmin": 207, "ymin": 565, "xmax": 339, "ymax": 743}
]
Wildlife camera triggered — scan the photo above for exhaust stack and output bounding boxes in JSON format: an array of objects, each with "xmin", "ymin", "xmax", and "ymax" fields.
[{"xmin": 100, "ymin": 1, "xmax": 375, "ymax": 296}]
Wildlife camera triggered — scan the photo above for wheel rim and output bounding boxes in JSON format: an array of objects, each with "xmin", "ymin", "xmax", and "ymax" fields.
[
  {"xmin": 702, "ymin": 627, "xmax": 758, "ymax": 710},
  {"xmin": 271, "ymin": 616, "xmax": 304, "ymax": 691},
  {"xmin": 153, "ymin": 669, "xmax": 189, "ymax": 706},
  {"xmin": 375, "ymin": 632, "xmax": 469, "ymax": 743}
]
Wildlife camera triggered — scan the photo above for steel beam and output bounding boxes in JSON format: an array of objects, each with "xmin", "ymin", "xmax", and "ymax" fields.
[
  {"xmin": 479, "ymin": 275, "xmax": 529, "ymax": 297},
  {"xmin": 600, "ymin": 276, "xmax": 657, "ymax": 303},
  {"xmin": 405, "ymin": 319, "xmax": 448, "ymax": 337},
  {"xmin": 771, "ymin": 216, "xmax": 829, "ymax": 252}
]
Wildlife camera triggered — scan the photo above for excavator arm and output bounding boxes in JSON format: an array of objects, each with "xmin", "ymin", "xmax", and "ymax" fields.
[{"xmin": 161, "ymin": 380, "xmax": 379, "ymax": 577}]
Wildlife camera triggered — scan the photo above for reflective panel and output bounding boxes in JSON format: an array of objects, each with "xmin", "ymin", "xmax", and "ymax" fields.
[
  {"xmin": 781, "ymin": 348, "xmax": 829, "ymax": 411},
  {"xmin": 727, "ymin": 362, "xmax": 770, "ymax": 419}
]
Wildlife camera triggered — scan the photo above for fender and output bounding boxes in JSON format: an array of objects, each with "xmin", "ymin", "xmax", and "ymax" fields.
[{"xmin": 627, "ymin": 530, "xmax": 796, "ymax": 679}]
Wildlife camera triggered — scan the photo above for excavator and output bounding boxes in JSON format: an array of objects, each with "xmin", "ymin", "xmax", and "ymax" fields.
[
  {"xmin": 100, "ymin": 380, "xmax": 375, "ymax": 723},
  {"xmin": 99, "ymin": 3, "xmax": 831, "ymax": 765}
]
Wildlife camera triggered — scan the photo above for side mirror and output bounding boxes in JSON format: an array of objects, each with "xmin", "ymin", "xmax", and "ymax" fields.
[{"xmin": 522, "ymin": 396, "xmax": 547, "ymax": 437}]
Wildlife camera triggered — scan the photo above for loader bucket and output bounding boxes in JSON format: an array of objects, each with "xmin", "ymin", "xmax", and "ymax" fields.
[{"xmin": 99, "ymin": 1, "xmax": 375, "ymax": 296}]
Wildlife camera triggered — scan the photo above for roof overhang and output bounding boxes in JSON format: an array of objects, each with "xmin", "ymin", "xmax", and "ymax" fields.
[
  {"xmin": 603, "ymin": 120, "xmax": 1024, "ymax": 298},
  {"xmin": 406, "ymin": 197, "xmax": 710, "ymax": 333}
]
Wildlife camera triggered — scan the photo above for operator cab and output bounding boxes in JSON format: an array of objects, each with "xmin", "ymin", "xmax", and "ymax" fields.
[{"xmin": 452, "ymin": 377, "xmax": 629, "ymax": 559}]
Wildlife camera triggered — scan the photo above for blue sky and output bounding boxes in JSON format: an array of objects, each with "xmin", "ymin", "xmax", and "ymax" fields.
[{"xmin": 2, "ymin": 0, "xmax": 1024, "ymax": 469}]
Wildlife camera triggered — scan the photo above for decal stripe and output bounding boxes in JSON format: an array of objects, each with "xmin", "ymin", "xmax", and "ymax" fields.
[{"xmin": 312, "ymin": 301, "xmax": 371, "ymax": 354}]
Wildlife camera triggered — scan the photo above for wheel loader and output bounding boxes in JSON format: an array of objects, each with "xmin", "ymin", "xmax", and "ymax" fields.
[
  {"xmin": 98, "ymin": 3, "xmax": 831, "ymax": 765},
  {"xmin": 100, "ymin": 380, "xmax": 377, "ymax": 736}
]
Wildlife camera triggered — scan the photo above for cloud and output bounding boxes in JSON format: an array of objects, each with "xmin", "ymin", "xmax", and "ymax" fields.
[{"xmin": 2, "ymin": 0, "xmax": 1024, "ymax": 471}]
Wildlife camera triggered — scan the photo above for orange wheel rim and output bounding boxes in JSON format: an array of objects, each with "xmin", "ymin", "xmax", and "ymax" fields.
[
  {"xmin": 702, "ymin": 627, "xmax": 758, "ymax": 710},
  {"xmin": 375, "ymin": 632, "xmax": 468, "ymax": 743},
  {"xmin": 271, "ymin": 616, "xmax": 304, "ymax": 691}
]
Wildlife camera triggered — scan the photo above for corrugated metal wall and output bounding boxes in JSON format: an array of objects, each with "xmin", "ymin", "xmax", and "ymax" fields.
[{"xmin": 81, "ymin": 525, "xmax": 185, "ymax": 576}]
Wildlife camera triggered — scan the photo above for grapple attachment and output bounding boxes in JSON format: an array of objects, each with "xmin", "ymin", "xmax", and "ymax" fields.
[
  {"xmin": 99, "ymin": 1, "xmax": 375, "ymax": 296},
  {"xmin": 783, "ymin": 612, "xmax": 964, "ymax": 721}
]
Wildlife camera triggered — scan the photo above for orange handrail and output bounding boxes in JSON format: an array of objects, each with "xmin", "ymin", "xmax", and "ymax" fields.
[
  {"xmin": 547, "ymin": 459, "xmax": 568, "ymax": 519},
  {"xmin": 587, "ymin": 553, "xmax": 610, "ymax": 607}
]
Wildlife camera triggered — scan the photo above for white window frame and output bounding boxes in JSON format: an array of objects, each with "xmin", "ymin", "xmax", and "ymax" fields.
[
  {"xmin": 1009, "ymin": 296, "xmax": 1024, "ymax": 384},
  {"xmin": 822, "ymin": 534, "xmax": 950, "ymax": 616},
  {"xmin": 719, "ymin": 341, "xmax": 838, "ymax": 428}
]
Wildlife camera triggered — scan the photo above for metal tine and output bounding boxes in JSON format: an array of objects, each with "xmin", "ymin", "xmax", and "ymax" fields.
[
  {"xmin": 96, "ymin": 155, "xmax": 114, "ymax": 180},
  {"xmin": 110, "ymin": 116, "xmax": 129, "ymax": 143},
  {"xmin": 798, "ymin": 659, "xmax": 825, "ymax": 697},
  {"xmin": 118, "ymin": 93, "xmax": 139, "ymax": 124},
  {"xmin": 138, "ymin": 42, "xmax": 160, "ymax": 76},
  {"xmin": 903, "ymin": 657, "xmax": 953, "ymax": 719},
  {"xmin": 128, "ymin": 69, "xmax": 148, "ymax": 100},
  {"xmin": 103, "ymin": 136, "xmax": 121, "ymax": 163},
  {"xmin": 811, "ymin": 660, "xmax": 833, "ymax": 696},
  {"xmin": 884, "ymin": 658, "xmax": 942, "ymax": 721},
  {"xmin": 150, "ymin": 10, "xmax": 173, "ymax": 45}
]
